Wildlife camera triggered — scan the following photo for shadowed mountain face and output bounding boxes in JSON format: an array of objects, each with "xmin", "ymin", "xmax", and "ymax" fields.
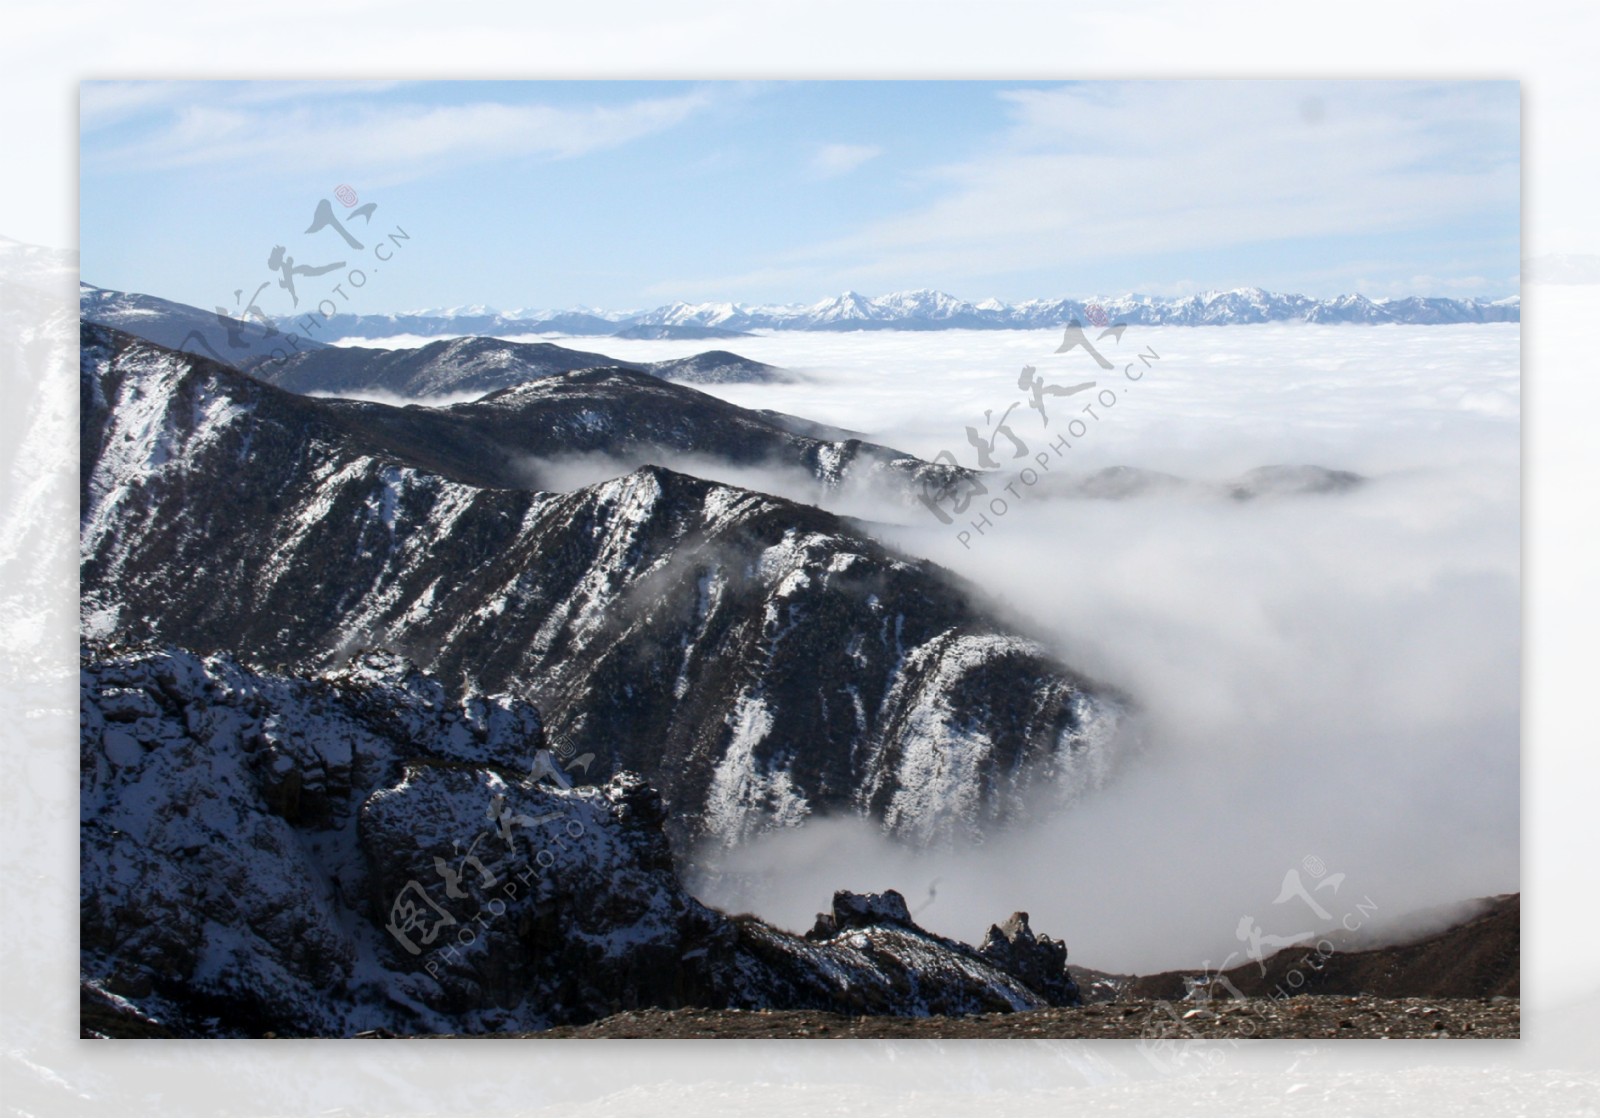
[
  {"xmin": 194, "ymin": 356, "xmax": 955, "ymax": 503},
  {"xmin": 374, "ymin": 365, "xmax": 953, "ymax": 500},
  {"xmin": 247, "ymin": 336, "xmax": 629, "ymax": 396},
  {"xmin": 79, "ymin": 285, "xmax": 787, "ymax": 393},
  {"xmin": 247, "ymin": 336, "xmax": 791, "ymax": 396},
  {"xmin": 79, "ymin": 283, "xmax": 328, "ymax": 367},
  {"xmin": 644, "ymin": 349, "xmax": 788, "ymax": 384},
  {"xmin": 80, "ymin": 323, "xmax": 1122, "ymax": 848}
]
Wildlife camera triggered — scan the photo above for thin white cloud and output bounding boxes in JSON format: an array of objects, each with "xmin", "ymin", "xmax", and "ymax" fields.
[
  {"xmin": 80, "ymin": 80, "xmax": 406, "ymax": 131},
  {"xmin": 80, "ymin": 81, "xmax": 199, "ymax": 130},
  {"xmin": 810, "ymin": 142, "xmax": 881, "ymax": 178},
  {"xmin": 84, "ymin": 84, "xmax": 718, "ymax": 178},
  {"xmin": 784, "ymin": 81, "xmax": 1517, "ymax": 290}
]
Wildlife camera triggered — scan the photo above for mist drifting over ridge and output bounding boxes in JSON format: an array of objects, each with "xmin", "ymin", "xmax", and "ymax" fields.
[
  {"xmin": 197, "ymin": 308, "xmax": 1520, "ymax": 975},
  {"xmin": 664, "ymin": 321, "xmax": 1521, "ymax": 975}
]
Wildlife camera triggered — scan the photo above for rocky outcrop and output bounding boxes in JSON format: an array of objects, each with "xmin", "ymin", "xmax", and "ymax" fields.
[
  {"xmin": 805, "ymin": 888, "xmax": 950, "ymax": 942},
  {"xmin": 759, "ymin": 889, "xmax": 1085, "ymax": 1017},
  {"xmin": 81, "ymin": 644, "xmax": 1085, "ymax": 1037},
  {"xmin": 977, "ymin": 911, "xmax": 1080, "ymax": 1006}
]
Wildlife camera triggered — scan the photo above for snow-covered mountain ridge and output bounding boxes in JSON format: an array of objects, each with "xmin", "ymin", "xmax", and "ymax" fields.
[
  {"xmin": 275, "ymin": 286, "xmax": 1520, "ymax": 341},
  {"xmin": 80, "ymin": 322, "xmax": 1123, "ymax": 849}
]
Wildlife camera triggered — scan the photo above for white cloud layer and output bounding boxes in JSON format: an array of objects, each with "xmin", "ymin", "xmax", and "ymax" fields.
[
  {"xmin": 789, "ymin": 81, "xmax": 1518, "ymax": 287},
  {"xmin": 81, "ymin": 82, "xmax": 718, "ymax": 177},
  {"xmin": 638, "ymin": 80, "xmax": 1519, "ymax": 301},
  {"xmin": 600, "ymin": 321, "xmax": 1521, "ymax": 976},
  {"xmin": 810, "ymin": 142, "xmax": 882, "ymax": 178}
]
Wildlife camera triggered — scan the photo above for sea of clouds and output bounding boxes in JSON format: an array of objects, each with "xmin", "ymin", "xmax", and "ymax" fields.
[{"xmin": 340, "ymin": 323, "xmax": 1521, "ymax": 975}]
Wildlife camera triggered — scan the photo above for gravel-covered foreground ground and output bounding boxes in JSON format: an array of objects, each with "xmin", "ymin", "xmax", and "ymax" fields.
[{"xmin": 473, "ymin": 996, "xmax": 1518, "ymax": 1040}]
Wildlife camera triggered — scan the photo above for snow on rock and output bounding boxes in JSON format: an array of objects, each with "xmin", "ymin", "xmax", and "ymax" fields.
[
  {"xmin": 704, "ymin": 692, "xmax": 811, "ymax": 844},
  {"xmin": 79, "ymin": 322, "xmax": 1126, "ymax": 852},
  {"xmin": 81, "ymin": 643, "xmax": 1085, "ymax": 1037},
  {"xmin": 863, "ymin": 631, "xmax": 1125, "ymax": 845}
]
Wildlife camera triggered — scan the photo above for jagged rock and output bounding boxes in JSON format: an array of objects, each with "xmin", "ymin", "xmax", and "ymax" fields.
[
  {"xmin": 729, "ymin": 918, "xmax": 1048, "ymax": 1019},
  {"xmin": 324, "ymin": 649, "xmax": 541, "ymax": 774},
  {"xmin": 357, "ymin": 761, "xmax": 728, "ymax": 1022},
  {"xmin": 804, "ymin": 913, "xmax": 837, "ymax": 942},
  {"xmin": 831, "ymin": 889, "xmax": 914, "ymax": 931},
  {"xmin": 603, "ymin": 770, "xmax": 667, "ymax": 827},
  {"xmin": 805, "ymin": 889, "xmax": 915, "ymax": 941},
  {"xmin": 978, "ymin": 911, "xmax": 1081, "ymax": 1006},
  {"xmin": 81, "ymin": 644, "xmax": 1090, "ymax": 1036}
]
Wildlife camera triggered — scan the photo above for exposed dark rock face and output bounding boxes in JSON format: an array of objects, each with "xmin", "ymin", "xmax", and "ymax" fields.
[
  {"xmin": 977, "ymin": 911, "xmax": 1081, "ymax": 1006},
  {"xmin": 246, "ymin": 333, "xmax": 788, "ymax": 395},
  {"xmin": 805, "ymin": 889, "xmax": 916, "ymax": 941},
  {"xmin": 642, "ymin": 350, "xmax": 787, "ymax": 385},
  {"xmin": 79, "ymin": 282, "xmax": 324, "ymax": 368},
  {"xmin": 729, "ymin": 920, "xmax": 1054, "ymax": 1020},
  {"xmin": 246, "ymin": 336, "xmax": 791, "ymax": 396},
  {"xmin": 80, "ymin": 323, "xmax": 1121, "ymax": 847},
  {"xmin": 365, "ymin": 365, "xmax": 936, "ymax": 496},
  {"xmin": 80, "ymin": 321, "xmax": 947, "ymax": 497},
  {"xmin": 833, "ymin": 889, "xmax": 916, "ymax": 931},
  {"xmin": 248, "ymin": 335, "xmax": 629, "ymax": 395},
  {"xmin": 81, "ymin": 645, "xmax": 1084, "ymax": 1037},
  {"xmin": 753, "ymin": 409, "xmax": 870, "ymax": 443}
]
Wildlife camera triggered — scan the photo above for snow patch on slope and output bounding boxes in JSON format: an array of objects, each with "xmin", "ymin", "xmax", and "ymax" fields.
[{"xmin": 705, "ymin": 692, "xmax": 811, "ymax": 844}]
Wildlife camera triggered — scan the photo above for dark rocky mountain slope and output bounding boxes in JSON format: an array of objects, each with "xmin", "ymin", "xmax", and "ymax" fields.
[
  {"xmin": 248, "ymin": 335, "xmax": 627, "ymax": 395},
  {"xmin": 247, "ymin": 336, "xmax": 791, "ymax": 396},
  {"xmin": 80, "ymin": 323, "xmax": 1122, "ymax": 847},
  {"xmin": 79, "ymin": 282, "xmax": 327, "ymax": 367},
  {"xmin": 79, "ymin": 285, "xmax": 786, "ymax": 392},
  {"xmin": 1128, "ymin": 894, "xmax": 1520, "ymax": 1002},
  {"xmin": 80, "ymin": 644, "xmax": 1083, "ymax": 1038}
]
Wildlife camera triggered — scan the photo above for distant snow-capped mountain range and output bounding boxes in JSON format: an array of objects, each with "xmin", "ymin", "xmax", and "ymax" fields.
[{"xmin": 298, "ymin": 287, "xmax": 1520, "ymax": 340}]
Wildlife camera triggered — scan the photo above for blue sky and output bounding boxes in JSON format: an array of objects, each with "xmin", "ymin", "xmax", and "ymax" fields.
[{"xmin": 79, "ymin": 80, "xmax": 1520, "ymax": 315}]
